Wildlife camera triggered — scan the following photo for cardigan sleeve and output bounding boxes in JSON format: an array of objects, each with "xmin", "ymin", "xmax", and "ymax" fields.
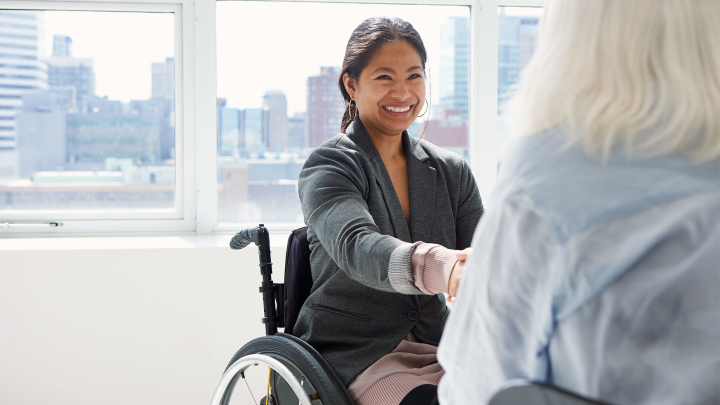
[
  {"xmin": 388, "ymin": 242, "xmax": 425, "ymax": 294},
  {"xmin": 299, "ymin": 143, "xmax": 409, "ymax": 293},
  {"xmin": 389, "ymin": 242, "xmax": 459, "ymax": 295}
]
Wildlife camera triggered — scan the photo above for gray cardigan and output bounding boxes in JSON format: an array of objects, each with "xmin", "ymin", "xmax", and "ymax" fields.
[{"xmin": 295, "ymin": 119, "xmax": 483, "ymax": 385}]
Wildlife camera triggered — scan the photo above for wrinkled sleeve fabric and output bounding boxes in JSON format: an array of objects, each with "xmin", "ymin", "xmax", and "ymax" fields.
[
  {"xmin": 389, "ymin": 242, "xmax": 425, "ymax": 294},
  {"xmin": 389, "ymin": 242, "xmax": 459, "ymax": 295},
  {"xmin": 437, "ymin": 183, "xmax": 560, "ymax": 404},
  {"xmin": 299, "ymin": 144, "xmax": 409, "ymax": 293},
  {"xmin": 411, "ymin": 243, "xmax": 458, "ymax": 295}
]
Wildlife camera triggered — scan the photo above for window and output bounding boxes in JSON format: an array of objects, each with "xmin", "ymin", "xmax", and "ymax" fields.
[
  {"xmin": 216, "ymin": 1, "xmax": 471, "ymax": 225},
  {"xmin": 0, "ymin": 10, "xmax": 176, "ymax": 213},
  {"xmin": 497, "ymin": 6, "xmax": 543, "ymax": 160},
  {"xmin": 0, "ymin": 0, "xmax": 546, "ymax": 235}
]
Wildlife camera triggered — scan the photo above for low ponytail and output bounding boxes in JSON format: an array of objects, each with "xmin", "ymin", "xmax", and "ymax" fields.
[{"xmin": 340, "ymin": 100, "xmax": 359, "ymax": 133}]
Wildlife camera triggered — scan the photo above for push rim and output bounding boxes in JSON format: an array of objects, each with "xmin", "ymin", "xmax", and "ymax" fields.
[{"xmin": 210, "ymin": 353, "xmax": 313, "ymax": 405}]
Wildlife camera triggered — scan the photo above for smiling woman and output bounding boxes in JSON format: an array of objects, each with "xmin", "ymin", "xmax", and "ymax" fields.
[
  {"xmin": 293, "ymin": 17, "xmax": 484, "ymax": 405},
  {"xmin": 339, "ymin": 19, "xmax": 429, "ymax": 220}
]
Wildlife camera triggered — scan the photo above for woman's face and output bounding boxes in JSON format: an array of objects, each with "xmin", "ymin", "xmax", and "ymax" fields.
[{"xmin": 344, "ymin": 39, "xmax": 426, "ymax": 139}]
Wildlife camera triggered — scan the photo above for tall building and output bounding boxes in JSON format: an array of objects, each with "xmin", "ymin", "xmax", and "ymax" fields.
[
  {"xmin": 47, "ymin": 35, "xmax": 95, "ymax": 114},
  {"xmin": 66, "ymin": 114, "xmax": 162, "ymax": 167},
  {"xmin": 52, "ymin": 35, "xmax": 72, "ymax": 57},
  {"xmin": 287, "ymin": 112, "xmax": 305, "ymax": 149},
  {"xmin": 305, "ymin": 67, "xmax": 344, "ymax": 148},
  {"xmin": 421, "ymin": 108, "xmax": 468, "ymax": 158},
  {"xmin": 498, "ymin": 12, "xmax": 540, "ymax": 106},
  {"xmin": 438, "ymin": 17, "xmax": 470, "ymax": 120},
  {"xmin": 21, "ymin": 86, "xmax": 76, "ymax": 113},
  {"xmin": 150, "ymin": 57, "xmax": 175, "ymax": 160},
  {"xmin": 218, "ymin": 106, "xmax": 242, "ymax": 155},
  {"xmin": 262, "ymin": 90, "xmax": 288, "ymax": 152},
  {"xmin": 17, "ymin": 89, "xmax": 71, "ymax": 177},
  {"xmin": 151, "ymin": 57, "xmax": 174, "ymax": 101},
  {"xmin": 0, "ymin": 10, "xmax": 48, "ymax": 180},
  {"xmin": 242, "ymin": 108, "xmax": 268, "ymax": 151}
]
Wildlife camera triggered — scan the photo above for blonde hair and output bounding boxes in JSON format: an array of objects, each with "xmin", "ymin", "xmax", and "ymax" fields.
[{"xmin": 506, "ymin": 0, "xmax": 720, "ymax": 161}]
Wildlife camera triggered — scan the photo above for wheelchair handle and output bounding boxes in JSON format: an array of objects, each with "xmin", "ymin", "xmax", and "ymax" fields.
[
  {"xmin": 230, "ymin": 224, "xmax": 266, "ymax": 250},
  {"xmin": 229, "ymin": 224, "xmax": 284, "ymax": 336}
]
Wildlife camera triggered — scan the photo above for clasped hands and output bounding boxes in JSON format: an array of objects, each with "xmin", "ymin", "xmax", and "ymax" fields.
[{"xmin": 448, "ymin": 248, "xmax": 472, "ymax": 303}]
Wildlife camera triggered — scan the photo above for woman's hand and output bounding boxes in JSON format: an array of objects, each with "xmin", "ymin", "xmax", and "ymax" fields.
[{"xmin": 448, "ymin": 248, "xmax": 472, "ymax": 303}]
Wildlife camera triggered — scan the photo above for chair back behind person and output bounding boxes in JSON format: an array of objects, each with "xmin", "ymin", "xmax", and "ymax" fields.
[{"xmin": 282, "ymin": 227, "xmax": 313, "ymax": 335}]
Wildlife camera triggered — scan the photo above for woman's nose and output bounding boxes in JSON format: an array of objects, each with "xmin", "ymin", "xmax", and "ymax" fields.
[{"xmin": 390, "ymin": 80, "xmax": 412, "ymax": 100}]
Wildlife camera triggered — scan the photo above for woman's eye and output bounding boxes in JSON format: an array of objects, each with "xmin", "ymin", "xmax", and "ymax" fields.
[
  {"xmin": 409, "ymin": 73, "xmax": 423, "ymax": 79},
  {"xmin": 375, "ymin": 75, "xmax": 392, "ymax": 80}
]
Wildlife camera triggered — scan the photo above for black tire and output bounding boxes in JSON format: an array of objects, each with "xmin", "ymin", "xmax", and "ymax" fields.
[{"xmin": 219, "ymin": 334, "xmax": 353, "ymax": 405}]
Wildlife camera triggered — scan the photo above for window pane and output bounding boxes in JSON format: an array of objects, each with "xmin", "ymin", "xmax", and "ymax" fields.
[
  {"xmin": 0, "ymin": 10, "xmax": 175, "ymax": 211},
  {"xmin": 497, "ymin": 7, "xmax": 542, "ymax": 158},
  {"xmin": 217, "ymin": 2, "xmax": 470, "ymax": 225}
]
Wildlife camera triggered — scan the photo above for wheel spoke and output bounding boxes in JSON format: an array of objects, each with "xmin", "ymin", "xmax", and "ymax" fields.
[{"xmin": 242, "ymin": 371, "xmax": 258, "ymax": 404}]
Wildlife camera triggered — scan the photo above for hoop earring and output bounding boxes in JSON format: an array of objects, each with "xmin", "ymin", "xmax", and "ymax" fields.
[
  {"xmin": 417, "ymin": 98, "xmax": 429, "ymax": 117},
  {"xmin": 351, "ymin": 99, "xmax": 358, "ymax": 121}
]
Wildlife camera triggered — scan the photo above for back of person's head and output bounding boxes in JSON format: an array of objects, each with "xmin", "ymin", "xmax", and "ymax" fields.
[
  {"xmin": 338, "ymin": 17, "xmax": 427, "ymax": 133},
  {"xmin": 507, "ymin": 0, "xmax": 720, "ymax": 161}
]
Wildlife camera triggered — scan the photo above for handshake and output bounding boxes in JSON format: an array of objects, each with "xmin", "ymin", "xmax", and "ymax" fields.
[{"xmin": 448, "ymin": 248, "xmax": 472, "ymax": 303}]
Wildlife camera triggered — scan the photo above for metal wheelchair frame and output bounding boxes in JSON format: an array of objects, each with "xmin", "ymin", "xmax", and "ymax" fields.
[{"xmin": 210, "ymin": 224, "xmax": 354, "ymax": 405}]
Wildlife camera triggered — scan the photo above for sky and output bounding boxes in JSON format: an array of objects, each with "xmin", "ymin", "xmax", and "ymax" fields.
[
  {"xmin": 41, "ymin": 4, "xmax": 469, "ymax": 116},
  {"xmin": 43, "ymin": 11, "xmax": 174, "ymax": 103},
  {"xmin": 41, "ymin": 5, "xmax": 541, "ymax": 116},
  {"xmin": 216, "ymin": 2, "xmax": 468, "ymax": 115}
]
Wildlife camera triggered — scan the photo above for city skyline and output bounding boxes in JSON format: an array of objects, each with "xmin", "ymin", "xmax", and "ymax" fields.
[
  {"xmin": 1, "ymin": 6, "xmax": 541, "ymax": 220},
  {"xmin": 40, "ymin": 6, "xmax": 539, "ymax": 116},
  {"xmin": 211, "ymin": 2, "xmax": 469, "ymax": 116}
]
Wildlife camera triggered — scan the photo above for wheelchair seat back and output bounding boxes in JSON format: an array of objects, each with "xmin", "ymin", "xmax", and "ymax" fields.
[{"xmin": 282, "ymin": 226, "xmax": 312, "ymax": 335}]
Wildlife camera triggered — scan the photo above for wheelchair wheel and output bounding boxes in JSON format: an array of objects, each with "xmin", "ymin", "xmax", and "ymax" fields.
[{"xmin": 213, "ymin": 334, "xmax": 353, "ymax": 405}]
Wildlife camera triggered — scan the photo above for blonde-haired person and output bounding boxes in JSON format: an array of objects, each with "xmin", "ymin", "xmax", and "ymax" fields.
[{"xmin": 438, "ymin": 1, "xmax": 720, "ymax": 404}]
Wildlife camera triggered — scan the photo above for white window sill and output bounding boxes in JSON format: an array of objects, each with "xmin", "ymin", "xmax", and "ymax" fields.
[{"xmin": 0, "ymin": 234, "xmax": 290, "ymax": 252}]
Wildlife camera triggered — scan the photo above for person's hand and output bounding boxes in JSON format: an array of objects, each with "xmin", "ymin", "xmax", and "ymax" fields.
[{"xmin": 448, "ymin": 248, "xmax": 472, "ymax": 303}]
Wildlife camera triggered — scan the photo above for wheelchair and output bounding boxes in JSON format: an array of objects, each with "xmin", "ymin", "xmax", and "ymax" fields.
[
  {"xmin": 210, "ymin": 224, "xmax": 354, "ymax": 405},
  {"xmin": 210, "ymin": 224, "xmax": 610, "ymax": 405}
]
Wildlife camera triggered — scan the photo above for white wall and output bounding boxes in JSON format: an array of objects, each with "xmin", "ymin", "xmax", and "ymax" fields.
[{"xmin": 0, "ymin": 236, "xmax": 286, "ymax": 405}]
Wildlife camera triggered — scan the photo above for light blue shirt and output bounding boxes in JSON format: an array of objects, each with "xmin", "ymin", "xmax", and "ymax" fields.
[{"xmin": 437, "ymin": 128, "xmax": 720, "ymax": 405}]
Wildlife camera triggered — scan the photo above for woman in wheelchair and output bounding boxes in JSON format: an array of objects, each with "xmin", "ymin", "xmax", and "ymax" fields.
[{"xmin": 293, "ymin": 17, "xmax": 483, "ymax": 405}]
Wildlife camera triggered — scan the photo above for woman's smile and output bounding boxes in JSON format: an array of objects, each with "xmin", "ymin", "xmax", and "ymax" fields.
[{"xmin": 382, "ymin": 104, "xmax": 415, "ymax": 117}]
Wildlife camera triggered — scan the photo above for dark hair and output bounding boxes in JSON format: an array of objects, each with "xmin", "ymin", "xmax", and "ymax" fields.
[{"xmin": 339, "ymin": 17, "xmax": 428, "ymax": 133}]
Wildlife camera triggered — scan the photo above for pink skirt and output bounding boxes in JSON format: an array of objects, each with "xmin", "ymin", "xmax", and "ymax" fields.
[{"xmin": 348, "ymin": 333, "xmax": 444, "ymax": 405}]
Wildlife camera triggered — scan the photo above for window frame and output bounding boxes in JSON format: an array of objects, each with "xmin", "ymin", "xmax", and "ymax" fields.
[
  {"xmin": 471, "ymin": 0, "xmax": 544, "ymax": 206},
  {"xmin": 0, "ymin": 0, "xmax": 544, "ymax": 237},
  {"xmin": 0, "ymin": 0, "xmax": 197, "ymax": 235}
]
